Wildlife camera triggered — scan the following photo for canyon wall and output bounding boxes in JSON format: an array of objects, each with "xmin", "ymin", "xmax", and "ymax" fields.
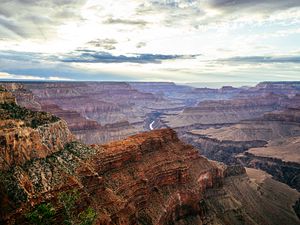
[{"xmin": 0, "ymin": 87, "xmax": 299, "ymax": 225}]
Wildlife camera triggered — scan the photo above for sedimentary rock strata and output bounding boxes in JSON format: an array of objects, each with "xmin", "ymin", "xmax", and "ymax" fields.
[
  {"xmin": 164, "ymin": 93, "xmax": 285, "ymax": 127},
  {"xmin": 183, "ymin": 108, "xmax": 300, "ymax": 191},
  {"xmin": 0, "ymin": 87, "xmax": 299, "ymax": 225}
]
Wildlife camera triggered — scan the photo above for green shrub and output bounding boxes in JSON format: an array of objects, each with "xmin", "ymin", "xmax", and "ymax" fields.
[
  {"xmin": 25, "ymin": 203, "xmax": 55, "ymax": 225},
  {"xmin": 0, "ymin": 102, "xmax": 59, "ymax": 128},
  {"xmin": 58, "ymin": 189, "xmax": 97, "ymax": 225},
  {"xmin": 78, "ymin": 207, "xmax": 97, "ymax": 225}
]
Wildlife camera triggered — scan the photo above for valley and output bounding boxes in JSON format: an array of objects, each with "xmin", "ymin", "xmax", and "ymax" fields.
[{"xmin": 0, "ymin": 81, "xmax": 300, "ymax": 224}]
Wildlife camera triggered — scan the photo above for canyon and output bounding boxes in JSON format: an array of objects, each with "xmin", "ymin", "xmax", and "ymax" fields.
[{"xmin": 0, "ymin": 81, "xmax": 300, "ymax": 224}]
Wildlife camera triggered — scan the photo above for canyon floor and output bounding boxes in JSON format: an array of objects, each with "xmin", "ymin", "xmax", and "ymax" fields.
[{"xmin": 0, "ymin": 81, "xmax": 299, "ymax": 225}]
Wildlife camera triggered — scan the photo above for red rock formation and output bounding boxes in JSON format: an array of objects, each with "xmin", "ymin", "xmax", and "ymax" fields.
[
  {"xmin": 0, "ymin": 128, "xmax": 225, "ymax": 225},
  {"xmin": 0, "ymin": 119, "xmax": 74, "ymax": 171},
  {"xmin": 0, "ymin": 93, "xmax": 299, "ymax": 225}
]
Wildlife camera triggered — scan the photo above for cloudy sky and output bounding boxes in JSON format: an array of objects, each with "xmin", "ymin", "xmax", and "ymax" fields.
[{"xmin": 0, "ymin": 0, "xmax": 300, "ymax": 85}]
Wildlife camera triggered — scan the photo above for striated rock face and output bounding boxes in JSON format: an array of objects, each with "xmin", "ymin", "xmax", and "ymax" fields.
[
  {"xmin": 1, "ymin": 127, "xmax": 298, "ymax": 225},
  {"xmin": 204, "ymin": 168, "xmax": 300, "ymax": 225},
  {"xmin": 40, "ymin": 103, "xmax": 100, "ymax": 131},
  {"xmin": 0, "ymin": 94, "xmax": 299, "ymax": 225},
  {"xmin": 164, "ymin": 93, "xmax": 285, "ymax": 127},
  {"xmin": 237, "ymin": 152, "xmax": 300, "ymax": 192},
  {"xmin": 263, "ymin": 108, "xmax": 300, "ymax": 122},
  {"xmin": 0, "ymin": 119, "xmax": 74, "ymax": 171},
  {"xmin": 182, "ymin": 108, "xmax": 300, "ymax": 191},
  {"xmin": 0, "ymin": 128, "xmax": 224, "ymax": 224},
  {"xmin": 0, "ymin": 92, "xmax": 74, "ymax": 171},
  {"xmin": 254, "ymin": 81, "xmax": 300, "ymax": 96}
]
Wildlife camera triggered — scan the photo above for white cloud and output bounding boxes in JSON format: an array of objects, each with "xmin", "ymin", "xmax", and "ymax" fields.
[
  {"xmin": 48, "ymin": 76, "xmax": 74, "ymax": 81},
  {"xmin": 0, "ymin": 0, "xmax": 300, "ymax": 83},
  {"xmin": 0, "ymin": 72, "xmax": 73, "ymax": 81},
  {"xmin": 0, "ymin": 72, "xmax": 46, "ymax": 80}
]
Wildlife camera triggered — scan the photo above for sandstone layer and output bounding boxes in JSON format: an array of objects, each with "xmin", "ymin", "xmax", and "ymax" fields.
[{"xmin": 0, "ymin": 87, "xmax": 299, "ymax": 225}]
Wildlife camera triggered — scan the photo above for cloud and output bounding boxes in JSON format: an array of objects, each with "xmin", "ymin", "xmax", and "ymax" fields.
[
  {"xmin": 61, "ymin": 50, "xmax": 200, "ymax": 64},
  {"xmin": 0, "ymin": 0, "xmax": 86, "ymax": 39},
  {"xmin": 104, "ymin": 17, "xmax": 148, "ymax": 27},
  {"xmin": 86, "ymin": 38, "xmax": 118, "ymax": 50},
  {"xmin": 0, "ymin": 0, "xmax": 300, "ymax": 84},
  {"xmin": 136, "ymin": 42, "xmax": 147, "ymax": 48},
  {"xmin": 0, "ymin": 72, "xmax": 73, "ymax": 81},
  {"xmin": 218, "ymin": 55, "xmax": 300, "ymax": 64},
  {"xmin": 134, "ymin": 0, "xmax": 300, "ymax": 29},
  {"xmin": 209, "ymin": 0, "xmax": 300, "ymax": 11},
  {"xmin": 48, "ymin": 76, "xmax": 74, "ymax": 81}
]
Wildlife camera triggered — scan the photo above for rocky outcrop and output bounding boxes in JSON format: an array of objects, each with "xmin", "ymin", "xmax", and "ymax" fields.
[
  {"xmin": 204, "ymin": 168, "xmax": 300, "ymax": 225},
  {"xmin": 182, "ymin": 108, "xmax": 300, "ymax": 191},
  {"xmin": 40, "ymin": 103, "xmax": 100, "ymax": 131},
  {"xmin": 254, "ymin": 81, "xmax": 300, "ymax": 96},
  {"xmin": 263, "ymin": 108, "xmax": 300, "ymax": 122},
  {"xmin": 0, "ymin": 94, "xmax": 74, "ymax": 171},
  {"xmin": 0, "ymin": 128, "xmax": 225, "ymax": 224},
  {"xmin": 237, "ymin": 152, "xmax": 300, "ymax": 191},
  {"xmin": 0, "ymin": 94, "xmax": 299, "ymax": 225},
  {"xmin": 181, "ymin": 131, "xmax": 267, "ymax": 164},
  {"xmin": 1, "ymin": 126, "xmax": 298, "ymax": 225},
  {"xmin": 0, "ymin": 88, "xmax": 16, "ymax": 104},
  {"xmin": 0, "ymin": 119, "xmax": 74, "ymax": 171},
  {"xmin": 0, "ymin": 83, "xmax": 41, "ymax": 111}
]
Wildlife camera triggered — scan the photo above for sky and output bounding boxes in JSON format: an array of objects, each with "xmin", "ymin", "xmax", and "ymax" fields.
[{"xmin": 0, "ymin": 0, "xmax": 300, "ymax": 85}]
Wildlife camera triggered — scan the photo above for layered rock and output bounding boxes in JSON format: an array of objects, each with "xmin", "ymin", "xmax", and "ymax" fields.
[
  {"xmin": 1, "ymin": 127, "xmax": 298, "ymax": 225},
  {"xmin": 5, "ymin": 82, "xmax": 180, "ymax": 144},
  {"xmin": 182, "ymin": 108, "xmax": 300, "ymax": 191},
  {"xmin": 204, "ymin": 168, "xmax": 300, "ymax": 225},
  {"xmin": 0, "ymin": 95, "xmax": 299, "ymax": 225},
  {"xmin": 165, "ymin": 93, "xmax": 285, "ymax": 127},
  {"xmin": 0, "ymin": 91, "xmax": 74, "ymax": 171},
  {"xmin": 1, "ymin": 83, "xmax": 41, "ymax": 110},
  {"xmin": 0, "ymin": 128, "xmax": 223, "ymax": 224}
]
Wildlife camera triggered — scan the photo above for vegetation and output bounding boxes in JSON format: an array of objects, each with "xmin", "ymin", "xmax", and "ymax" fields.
[
  {"xmin": 78, "ymin": 207, "xmax": 97, "ymax": 225},
  {"xmin": 0, "ymin": 102, "xmax": 59, "ymax": 128},
  {"xmin": 58, "ymin": 189, "xmax": 97, "ymax": 225},
  {"xmin": 25, "ymin": 203, "xmax": 55, "ymax": 225},
  {"xmin": 0, "ymin": 170, "xmax": 28, "ymax": 204},
  {"xmin": 64, "ymin": 142, "xmax": 96, "ymax": 160},
  {"xmin": 59, "ymin": 189, "xmax": 80, "ymax": 225},
  {"xmin": 25, "ymin": 189, "xmax": 97, "ymax": 225}
]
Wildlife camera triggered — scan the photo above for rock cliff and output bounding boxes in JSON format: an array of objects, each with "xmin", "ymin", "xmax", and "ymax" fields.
[
  {"xmin": 1, "ymin": 85, "xmax": 299, "ymax": 225},
  {"xmin": 0, "ymin": 90, "xmax": 74, "ymax": 171},
  {"xmin": 164, "ymin": 93, "xmax": 285, "ymax": 127},
  {"xmin": 183, "ymin": 108, "xmax": 300, "ymax": 191}
]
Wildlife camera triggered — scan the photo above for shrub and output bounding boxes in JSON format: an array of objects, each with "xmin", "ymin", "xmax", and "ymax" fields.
[
  {"xmin": 58, "ymin": 189, "xmax": 97, "ymax": 225},
  {"xmin": 25, "ymin": 203, "xmax": 55, "ymax": 225}
]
